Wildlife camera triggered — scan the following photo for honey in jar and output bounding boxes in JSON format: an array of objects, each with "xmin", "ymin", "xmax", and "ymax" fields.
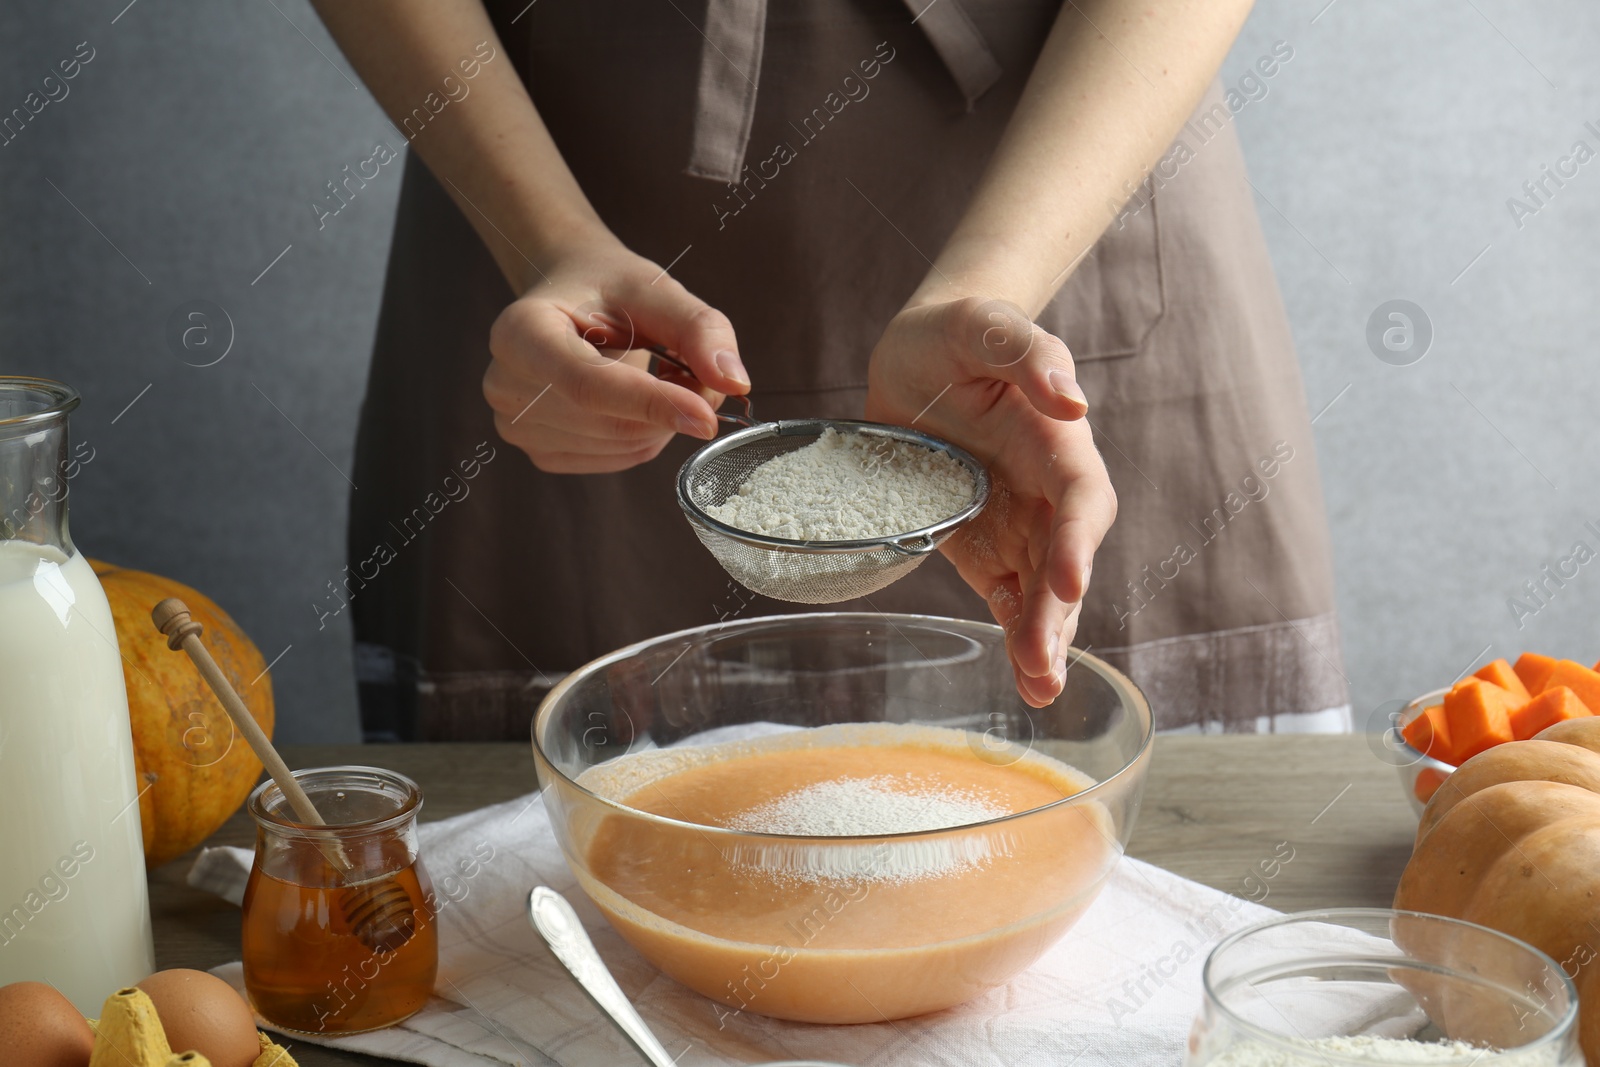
[{"xmin": 242, "ymin": 766, "xmax": 438, "ymax": 1034}]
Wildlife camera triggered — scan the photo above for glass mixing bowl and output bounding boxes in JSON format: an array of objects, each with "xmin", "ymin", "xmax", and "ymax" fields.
[
  {"xmin": 532, "ymin": 612, "xmax": 1152, "ymax": 1024},
  {"xmin": 1392, "ymin": 687, "xmax": 1455, "ymax": 815},
  {"xmin": 1186, "ymin": 909, "xmax": 1582, "ymax": 1066}
]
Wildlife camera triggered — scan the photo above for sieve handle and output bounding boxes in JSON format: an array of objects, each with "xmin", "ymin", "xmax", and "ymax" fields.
[
  {"xmin": 886, "ymin": 534, "xmax": 939, "ymax": 556},
  {"xmin": 648, "ymin": 345, "xmax": 757, "ymax": 427}
]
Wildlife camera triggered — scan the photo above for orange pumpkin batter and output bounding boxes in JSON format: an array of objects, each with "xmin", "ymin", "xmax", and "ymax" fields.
[{"xmin": 574, "ymin": 724, "xmax": 1115, "ymax": 1024}]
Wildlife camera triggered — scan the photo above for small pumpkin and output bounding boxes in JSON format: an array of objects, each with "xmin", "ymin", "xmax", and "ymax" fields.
[
  {"xmin": 92, "ymin": 561, "xmax": 271, "ymax": 868},
  {"xmin": 1395, "ymin": 716, "xmax": 1600, "ymax": 1064}
]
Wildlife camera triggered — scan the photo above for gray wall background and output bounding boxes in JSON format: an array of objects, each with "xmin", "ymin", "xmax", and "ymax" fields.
[{"xmin": 3, "ymin": 1, "xmax": 1595, "ymax": 742}]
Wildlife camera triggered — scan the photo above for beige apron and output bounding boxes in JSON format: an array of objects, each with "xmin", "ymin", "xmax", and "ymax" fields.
[{"xmin": 346, "ymin": 0, "xmax": 1347, "ymax": 740}]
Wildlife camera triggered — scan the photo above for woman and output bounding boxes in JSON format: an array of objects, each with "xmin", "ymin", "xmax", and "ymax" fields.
[{"xmin": 311, "ymin": 0, "xmax": 1348, "ymax": 740}]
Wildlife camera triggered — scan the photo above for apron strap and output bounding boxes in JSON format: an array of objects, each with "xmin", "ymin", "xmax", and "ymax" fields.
[
  {"xmin": 898, "ymin": 0, "xmax": 1003, "ymax": 109},
  {"xmin": 685, "ymin": 0, "xmax": 769, "ymax": 184},
  {"xmin": 686, "ymin": 0, "xmax": 1003, "ymax": 184}
]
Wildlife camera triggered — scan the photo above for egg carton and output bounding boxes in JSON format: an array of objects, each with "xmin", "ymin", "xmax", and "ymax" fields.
[{"xmin": 88, "ymin": 985, "xmax": 296, "ymax": 1067}]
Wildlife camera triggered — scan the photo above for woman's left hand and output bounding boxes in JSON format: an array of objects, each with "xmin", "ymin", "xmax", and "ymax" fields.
[{"xmin": 865, "ymin": 296, "xmax": 1116, "ymax": 708}]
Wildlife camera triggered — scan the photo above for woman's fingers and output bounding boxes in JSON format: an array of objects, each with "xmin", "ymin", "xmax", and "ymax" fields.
[
  {"xmin": 1005, "ymin": 432, "xmax": 1114, "ymax": 689},
  {"xmin": 479, "ymin": 243, "xmax": 748, "ymax": 476},
  {"xmin": 562, "ymin": 357, "xmax": 719, "ymax": 438},
  {"xmin": 513, "ymin": 440, "xmax": 671, "ymax": 475},
  {"xmin": 1047, "ymin": 487, "xmax": 1113, "ymax": 606},
  {"xmin": 1013, "ymin": 521, "xmax": 1071, "ymax": 680},
  {"xmin": 611, "ymin": 272, "xmax": 750, "ymax": 395},
  {"xmin": 946, "ymin": 505, "xmax": 1074, "ymax": 704},
  {"xmin": 518, "ymin": 423, "xmax": 671, "ymax": 457},
  {"xmin": 1035, "ymin": 424, "xmax": 1116, "ymax": 606},
  {"xmin": 926, "ymin": 297, "xmax": 1088, "ymax": 422},
  {"xmin": 954, "ymin": 439, "xmax": 1111, "ymax": 701},
  {"xmin": 941, "ymin": 456, "xmax": 1107, "ymax": 704},
  {"xmin": 1012, "ymin": 601, "xmax": 1083, "ymax": 708},
  {"xmin": 971, "ymin": 572, "xmax": 1067, "ymax": 711},
  {"xmin": 488, "ymin": 299, "xmax": 720, "ymax": 438},
  {"xmin": 868, "ymin": 296, "xmax": 1115, "ymax": 710}
]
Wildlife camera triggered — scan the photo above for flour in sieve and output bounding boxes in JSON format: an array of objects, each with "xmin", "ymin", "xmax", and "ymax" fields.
[
  {"xmin": 725, "ymin": 775, "xmax": 1009, "ymax": 836},
  {"xmin": 704, "ymin": 427, "xmax": 975, "ymax": 540}
]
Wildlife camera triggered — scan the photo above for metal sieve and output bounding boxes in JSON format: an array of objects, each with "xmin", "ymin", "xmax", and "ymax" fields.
[{"xmin": 652, "ymin": 348, "xmax": 991, "ymax": 604}]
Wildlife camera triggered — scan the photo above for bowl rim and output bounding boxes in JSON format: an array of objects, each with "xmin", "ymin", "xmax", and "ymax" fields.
[
  {"xmin": 531, "ymin": 611, "xmax": 1155, "ymax": 842},
  {"xmin": 1200, "ymin": 906, "xmax": 1581, "ymax": 1061}
]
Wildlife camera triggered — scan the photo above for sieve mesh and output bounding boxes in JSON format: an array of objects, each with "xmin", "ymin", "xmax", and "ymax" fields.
[{"xmin": 676, "ymin": 420, "xmax": 990, "ymax": 604}]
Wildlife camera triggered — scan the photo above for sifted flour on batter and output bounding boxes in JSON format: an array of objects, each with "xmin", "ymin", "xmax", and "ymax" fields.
[
  {"xmin": 704, "ymin": 427, "xmax": 974, "ymax": 540},
  {"xmin": 725, "ymin": 775, "xmax": 1009, "ymax": 836}
]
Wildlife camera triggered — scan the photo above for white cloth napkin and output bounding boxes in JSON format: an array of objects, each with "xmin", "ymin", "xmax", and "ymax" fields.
[{"xmin": 190, "ymin": 729, "xmax": 1288, "ymax": 1067}]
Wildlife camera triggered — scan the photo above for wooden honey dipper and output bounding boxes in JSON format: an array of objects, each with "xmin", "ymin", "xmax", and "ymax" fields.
[{"xmin": 153, "ymin": 597, "xmax": 421, "ymax": 952}]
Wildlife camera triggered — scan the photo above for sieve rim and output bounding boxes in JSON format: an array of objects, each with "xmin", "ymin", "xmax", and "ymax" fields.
[{"xmin": 675, "ymin": 419, "xmax": 991, "ymax": 554}]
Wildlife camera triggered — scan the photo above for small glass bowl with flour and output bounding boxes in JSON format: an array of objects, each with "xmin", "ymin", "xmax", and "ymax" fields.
[
  {"xmin": 676, "ymin": 419, "xmax": 990, "ymax": 604},
  {"xmin": 1186, "ymin": 909, "xmax": 1583, "ymax": 1067}
]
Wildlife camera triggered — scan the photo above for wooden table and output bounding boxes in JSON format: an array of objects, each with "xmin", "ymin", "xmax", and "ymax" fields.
[{"xmin": 150, "ymin": 736, "xmax": 1419, "ymax": 1066}]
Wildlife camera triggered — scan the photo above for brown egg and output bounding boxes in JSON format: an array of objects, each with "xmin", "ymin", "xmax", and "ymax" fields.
[
  {"xmin": 136, "ymin": 969, "xmax": 259, "ymax": 1067},
  {"xmin": 0, "ymin": 981, "xmax": 93, "ymax": 1067}
]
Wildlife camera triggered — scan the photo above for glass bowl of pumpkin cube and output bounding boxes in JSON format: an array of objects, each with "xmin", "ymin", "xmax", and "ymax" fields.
[{"xmin": 1393, "ymin": 652, "xmax": 1600, "ymax": 814}]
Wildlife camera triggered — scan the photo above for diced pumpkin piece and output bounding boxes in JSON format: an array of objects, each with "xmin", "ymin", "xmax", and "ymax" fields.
[
  {"xmin": 1513, "ymin": 652, "xmax": 1559, "ymax": 694},
  {"xmin": 1509, "ymin": 685, "xmax": 1593, "ymax": 740},
  {"xmin": 1473, "ymin": 658, "xmax": 1530, "ymax": 702},
  {"xmin": 1448, "ymin": 675, "xmax": 1515, "ymax": 703},
  {"xmin": 1401, "ymin": 704, "xmax": 1455, "ymax": 764},
  {"xmin": 1449, "ymin": 671, "xmax": 1514, "ymax": 694},
  {"xmin": 1443, "ymin": 678, "xmax": 1518, "ymax": 760},
  {"xmin": 1542, "ymin": 660, "xmax": 1600, "ymax": 715},
  {"xmin": 1413, "ymin": 766, "xmax": 1450, "ymax": 805}
]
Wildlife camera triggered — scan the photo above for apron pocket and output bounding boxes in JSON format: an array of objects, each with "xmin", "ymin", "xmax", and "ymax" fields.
[{"xmin": 1038, "ymin": 190, "xmax": 1165, "ymax": 362}]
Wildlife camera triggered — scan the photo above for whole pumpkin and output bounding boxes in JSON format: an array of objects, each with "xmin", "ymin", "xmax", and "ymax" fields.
[
  {"xmin": 1394, "ymin": 716, "xmax": 1600, "ymax": 1064},
  {"xmin": 92, "ymin": 560, "xmax": 271, "ymax": 867}
]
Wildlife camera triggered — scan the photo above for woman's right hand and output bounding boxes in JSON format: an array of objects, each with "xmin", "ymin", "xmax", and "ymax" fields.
[{"xmin": 483, "ymin": 239, "xmax": 750, "ymax": 474}]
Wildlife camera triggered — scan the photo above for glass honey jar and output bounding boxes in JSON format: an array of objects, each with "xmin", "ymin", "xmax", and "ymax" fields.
[{"xmin": 242, "ymin": 766, "xmax": 438, "ymax": 1034}]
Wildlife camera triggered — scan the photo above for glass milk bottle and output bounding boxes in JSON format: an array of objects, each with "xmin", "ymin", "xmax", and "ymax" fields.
[{"xmin": 0, "ymin": 377, "xmax": 155, "ymax": 1013}]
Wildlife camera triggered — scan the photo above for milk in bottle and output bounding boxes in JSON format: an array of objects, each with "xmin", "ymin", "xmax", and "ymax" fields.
[{"xmin": 0, "ymin": 379, "xmax": 155, "ymax": 1013}]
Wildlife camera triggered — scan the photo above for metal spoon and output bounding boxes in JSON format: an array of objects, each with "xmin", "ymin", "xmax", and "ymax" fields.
[{"xmin": 526, "ymin": 886, "xmax": 849, "ymax": 1067}]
